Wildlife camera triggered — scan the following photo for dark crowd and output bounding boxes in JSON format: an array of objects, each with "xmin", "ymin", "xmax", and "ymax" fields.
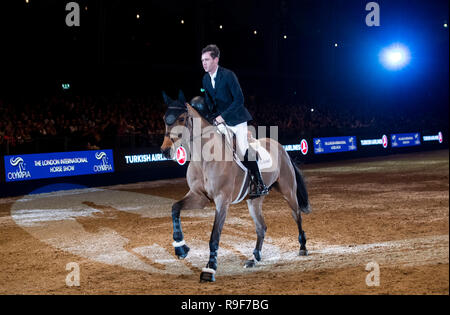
[
  {"xmin": 0, "ymin": 94, "xmax": 446, "ymax": 155},
  {"xmin": 0, "ymin": 95, "xmax": 166, "ymax": 154}
]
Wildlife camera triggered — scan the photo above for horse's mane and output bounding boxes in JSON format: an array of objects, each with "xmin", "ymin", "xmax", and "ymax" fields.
[{"xmin": 187, "ymin": 103, "xmax": 213, "ymax": 127}]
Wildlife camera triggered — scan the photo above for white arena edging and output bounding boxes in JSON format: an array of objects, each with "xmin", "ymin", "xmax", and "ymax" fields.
[{"xmin": 10, "ymin": 187, "xmax": 449, "ymax": 276}]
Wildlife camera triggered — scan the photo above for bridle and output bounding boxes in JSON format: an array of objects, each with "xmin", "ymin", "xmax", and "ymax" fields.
[
  {"xmin": 165, "ymin": 107, "xmax": 238, "ymax": 164},
  {"xmin": 165, "ymin": 107, "xmax": 213, "ymax": 152}
]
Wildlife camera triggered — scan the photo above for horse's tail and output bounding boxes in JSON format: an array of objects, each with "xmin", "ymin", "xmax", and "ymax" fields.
[{"xmin": 289, "ymin": 157, "xmax": 311, "ymax": 214}]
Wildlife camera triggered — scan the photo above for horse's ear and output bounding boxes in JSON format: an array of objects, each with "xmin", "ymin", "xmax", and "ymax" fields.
[
  {"xmin": 186, "ymin": 103, "xmax": 195, "ymax": 115},
  {"xmin": 178, "ymin": 90, "xmax": 186, "ymax": 105},
  {"xmin": 162, "ymin": 91, "xmax": 172, "ymax": 105}
]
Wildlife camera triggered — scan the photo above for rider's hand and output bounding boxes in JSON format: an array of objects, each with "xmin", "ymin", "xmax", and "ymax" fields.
[{"xmin": 214, "ymin": 115, "xmax": 225, "ymax": 125}]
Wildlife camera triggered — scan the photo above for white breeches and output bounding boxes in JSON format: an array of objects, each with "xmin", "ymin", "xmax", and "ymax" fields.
[{"xmin": 216, "ymin": 121, "xmax": 249, "ymax": 158}]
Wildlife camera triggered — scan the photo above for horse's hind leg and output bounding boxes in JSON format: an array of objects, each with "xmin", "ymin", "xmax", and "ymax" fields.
[
  {"xmin": 172, "ymin": 191, "xmax": 208, "ymax": 259},
  {"xmin": 244, "ymin": 196, "xmax": 267, "ymax": 268},
  {"xmin": 292, "ymin": 210, "xmax": 308, "ymax": 256},
  {"xmin": 277, "ymin": 180, "xmax": 308, "ymax": 256}
]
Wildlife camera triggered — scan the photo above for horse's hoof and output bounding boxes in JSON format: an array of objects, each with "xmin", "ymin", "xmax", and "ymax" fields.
[
  {"xmin": 200, "ymin": 269, "xmax": 216, "ymax": 283},
  {"xmin": 299, "ymin": 249, "xmax": 308, "ymax": 256},
  {"xmin": 175, "ymin": 244, "xmax": 190, "ymax": 259},
  {"xmin": 253, "ymin": 250, "xmax": 262, "ymax": 262},
  {"xmin": 244, "ymin": 259, "xmax": 256, "ymax": 268}
]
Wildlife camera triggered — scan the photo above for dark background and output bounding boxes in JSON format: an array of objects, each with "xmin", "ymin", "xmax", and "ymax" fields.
[
  {"xmin": 0, "ymin": 0, "xmax": 448, "ymax": 117},
  {"xmin": 0, "ymin": 0, "xmax": 448, "ymax": 196}
]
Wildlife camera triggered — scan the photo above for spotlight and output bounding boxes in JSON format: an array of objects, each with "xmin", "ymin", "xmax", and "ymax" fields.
[
  {"xmin": 388, "ymin": 51, "xmax": 402, "ymax": 63},
  {"xmin": 379, "ymin": 43, "xmax": 411, "ymax": 70}
]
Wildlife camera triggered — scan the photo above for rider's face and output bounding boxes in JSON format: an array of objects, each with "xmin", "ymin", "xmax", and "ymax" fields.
[{"xmin": 201, "ymin": 52, "xmax": 219, "ymax": 74}]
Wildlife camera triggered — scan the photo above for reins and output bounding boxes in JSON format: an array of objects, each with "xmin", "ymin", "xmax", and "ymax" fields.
[{"xmin": 187, "ymin": 112, "xmax": 237, "ymax": 159}]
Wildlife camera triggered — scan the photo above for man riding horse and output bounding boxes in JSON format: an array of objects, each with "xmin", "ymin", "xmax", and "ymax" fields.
[
  {"xmin": 200, "ymin": 44, "xmax": 269, "ymax": 197},
  {"xmin": 159, "ymin": 45, "xmax": 311, "ymax": 282},
  {"xmin": 160, "ymin": 90, "xmax": 310, "ymax": 282}
]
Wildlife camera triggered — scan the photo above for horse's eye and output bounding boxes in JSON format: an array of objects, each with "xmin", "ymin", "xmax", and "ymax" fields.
[
  {"xmin": 178, "ymin": 133, "xmax": 183, "ymax": 138},
  {"xmin": 178, "ymin": 118, "xmax": 185, "ymax": 123}
]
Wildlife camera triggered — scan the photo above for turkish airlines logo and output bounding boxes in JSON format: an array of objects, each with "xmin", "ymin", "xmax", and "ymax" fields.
[
  {"xmin": 300, "ymin": 139, "xmax": 308, "ymax": 155},
  {"xmin": 382, "ymin": 135, "xmax": 388, "ymax": 148},
  {"xmin": 176, "ymin": 147, "xmax": 187, "ymax": 165}
]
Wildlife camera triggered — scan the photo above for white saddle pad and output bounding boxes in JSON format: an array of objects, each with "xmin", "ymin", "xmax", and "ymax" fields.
[{"xmin": 249, "ymin": 141, "xmax": 273, "ymax": 170}]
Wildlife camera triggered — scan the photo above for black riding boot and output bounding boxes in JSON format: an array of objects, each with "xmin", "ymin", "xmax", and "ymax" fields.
[{"xmin": 243, "ymin": 150, "xmax": 269, "ymax": 197}]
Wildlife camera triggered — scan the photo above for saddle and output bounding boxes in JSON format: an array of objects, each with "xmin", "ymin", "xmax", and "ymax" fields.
[
  {"xmin": 217, "ymin": 130, "xmax": 272, "ymax": 204},
  {"xmin": 224, "ymin": 131, "xmax": 272, "ymax": 171}
]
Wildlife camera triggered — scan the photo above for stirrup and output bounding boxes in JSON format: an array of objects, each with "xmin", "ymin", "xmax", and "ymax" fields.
[{"xmin": 249, "ymin": 182, "xmax": 269, "ymax": 198}]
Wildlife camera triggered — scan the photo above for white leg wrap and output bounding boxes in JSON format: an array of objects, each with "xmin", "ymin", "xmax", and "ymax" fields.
[
  {"xmin": 172, "ymin": 240, "xmax": 186, "ymax": 247},
  {"xmin": 201, "ymin": 267, "xmax": 216, "ymax": 275}
]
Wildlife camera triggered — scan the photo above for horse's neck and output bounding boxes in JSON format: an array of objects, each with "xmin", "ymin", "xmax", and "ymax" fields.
[
  {"xmin": 192, "ymin": 129, "xmax": 235, "ymax": 164},
  {"xmin": 188, "ymin": 111, "xmax": 237, "ymax": 162},
  {"xmin": 203, "ymin": 132, "xmax": 234, "ymax": 158}
]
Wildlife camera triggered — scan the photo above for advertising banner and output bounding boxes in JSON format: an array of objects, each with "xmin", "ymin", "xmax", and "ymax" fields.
[
  {"xmin": 390, "ymin": 133, "xmax": 421, "ymax": 148},
  {"xmin": 313, "ymin": 136, "xmax": 357, "ymax": 154},
  {"xmin": 422, "ymin": 132, "xmax": 443, "ymax": 143},
  {"xmin": 4, "ymin": 150, "xmax": 114, "ymax": 182}
]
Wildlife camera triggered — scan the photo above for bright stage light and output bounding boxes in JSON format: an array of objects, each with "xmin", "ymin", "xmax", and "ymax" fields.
[{"xmin": 379, "ymin": 43, "xmax": 411, "ymax": 70}]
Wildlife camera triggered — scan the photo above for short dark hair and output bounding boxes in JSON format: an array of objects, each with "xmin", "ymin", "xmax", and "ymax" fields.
[{"xmin": 201, "ymin": 44, "xmax": 220, "ymax": 59}]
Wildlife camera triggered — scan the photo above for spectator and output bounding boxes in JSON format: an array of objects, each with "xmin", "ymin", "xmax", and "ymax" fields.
[{"xmin": 0, "ymin": 94, "xmax": 446, "ymax": 155}]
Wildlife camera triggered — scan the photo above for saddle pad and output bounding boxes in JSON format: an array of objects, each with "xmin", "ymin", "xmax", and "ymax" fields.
[
  {"xmin": 249, "ymin": 141, "xmax": 273, "ymax": 170},
  {"xmin": 232, "ymin": 140, "xmax": 273, "ymax": 171}
]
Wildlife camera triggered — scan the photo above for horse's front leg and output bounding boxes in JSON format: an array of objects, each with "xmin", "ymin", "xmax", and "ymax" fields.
[
  {"xmin": 172, "ymin": 191, "xmax": 208, "ymax": 259},
  {"xmin": 200, "ymin": 200, "xmax": 230, "ymax": 282}
]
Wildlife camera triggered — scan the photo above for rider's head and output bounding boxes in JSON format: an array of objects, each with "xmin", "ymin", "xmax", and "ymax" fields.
[{"xmin": 201, "ymin": 44, "xmax": 220, "ymax": 74}]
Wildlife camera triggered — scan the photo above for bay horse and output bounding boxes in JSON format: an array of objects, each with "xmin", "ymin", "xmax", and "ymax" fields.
[{"xmin": 160, "ymin": 91, "xmax": 311, "ymax": 282}]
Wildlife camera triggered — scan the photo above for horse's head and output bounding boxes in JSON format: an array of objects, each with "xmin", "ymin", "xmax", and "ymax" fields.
[{"xmin": 160, "ymin": 90, "xmax": 189, "ymax": 159}]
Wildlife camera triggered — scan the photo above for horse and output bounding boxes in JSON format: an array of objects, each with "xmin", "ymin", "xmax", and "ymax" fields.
[{"xmin": 160, "ymin": 90, "xmax": 311, "ymax": 282}]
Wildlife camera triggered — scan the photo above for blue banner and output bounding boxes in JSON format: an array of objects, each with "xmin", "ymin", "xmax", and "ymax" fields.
[
  {"xmin": 313, "ymin": 136, "xmax": 357, "ymax": 154},
  {"xmin": 390, "ymin": 133, "xmax": 421, "ymax": 148},
  {"xmin": 4, "ymin": 150, "xmax": 114, "ymax": 182}
]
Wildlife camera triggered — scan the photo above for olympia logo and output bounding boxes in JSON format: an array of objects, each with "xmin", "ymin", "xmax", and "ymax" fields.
[
  {"xmin": 8, "ymin": 157, "xmax": 31, "ymax": 180},
  {"xmin": 93, "ymin": 152, "xmax": 113, "ymax": 172}
]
